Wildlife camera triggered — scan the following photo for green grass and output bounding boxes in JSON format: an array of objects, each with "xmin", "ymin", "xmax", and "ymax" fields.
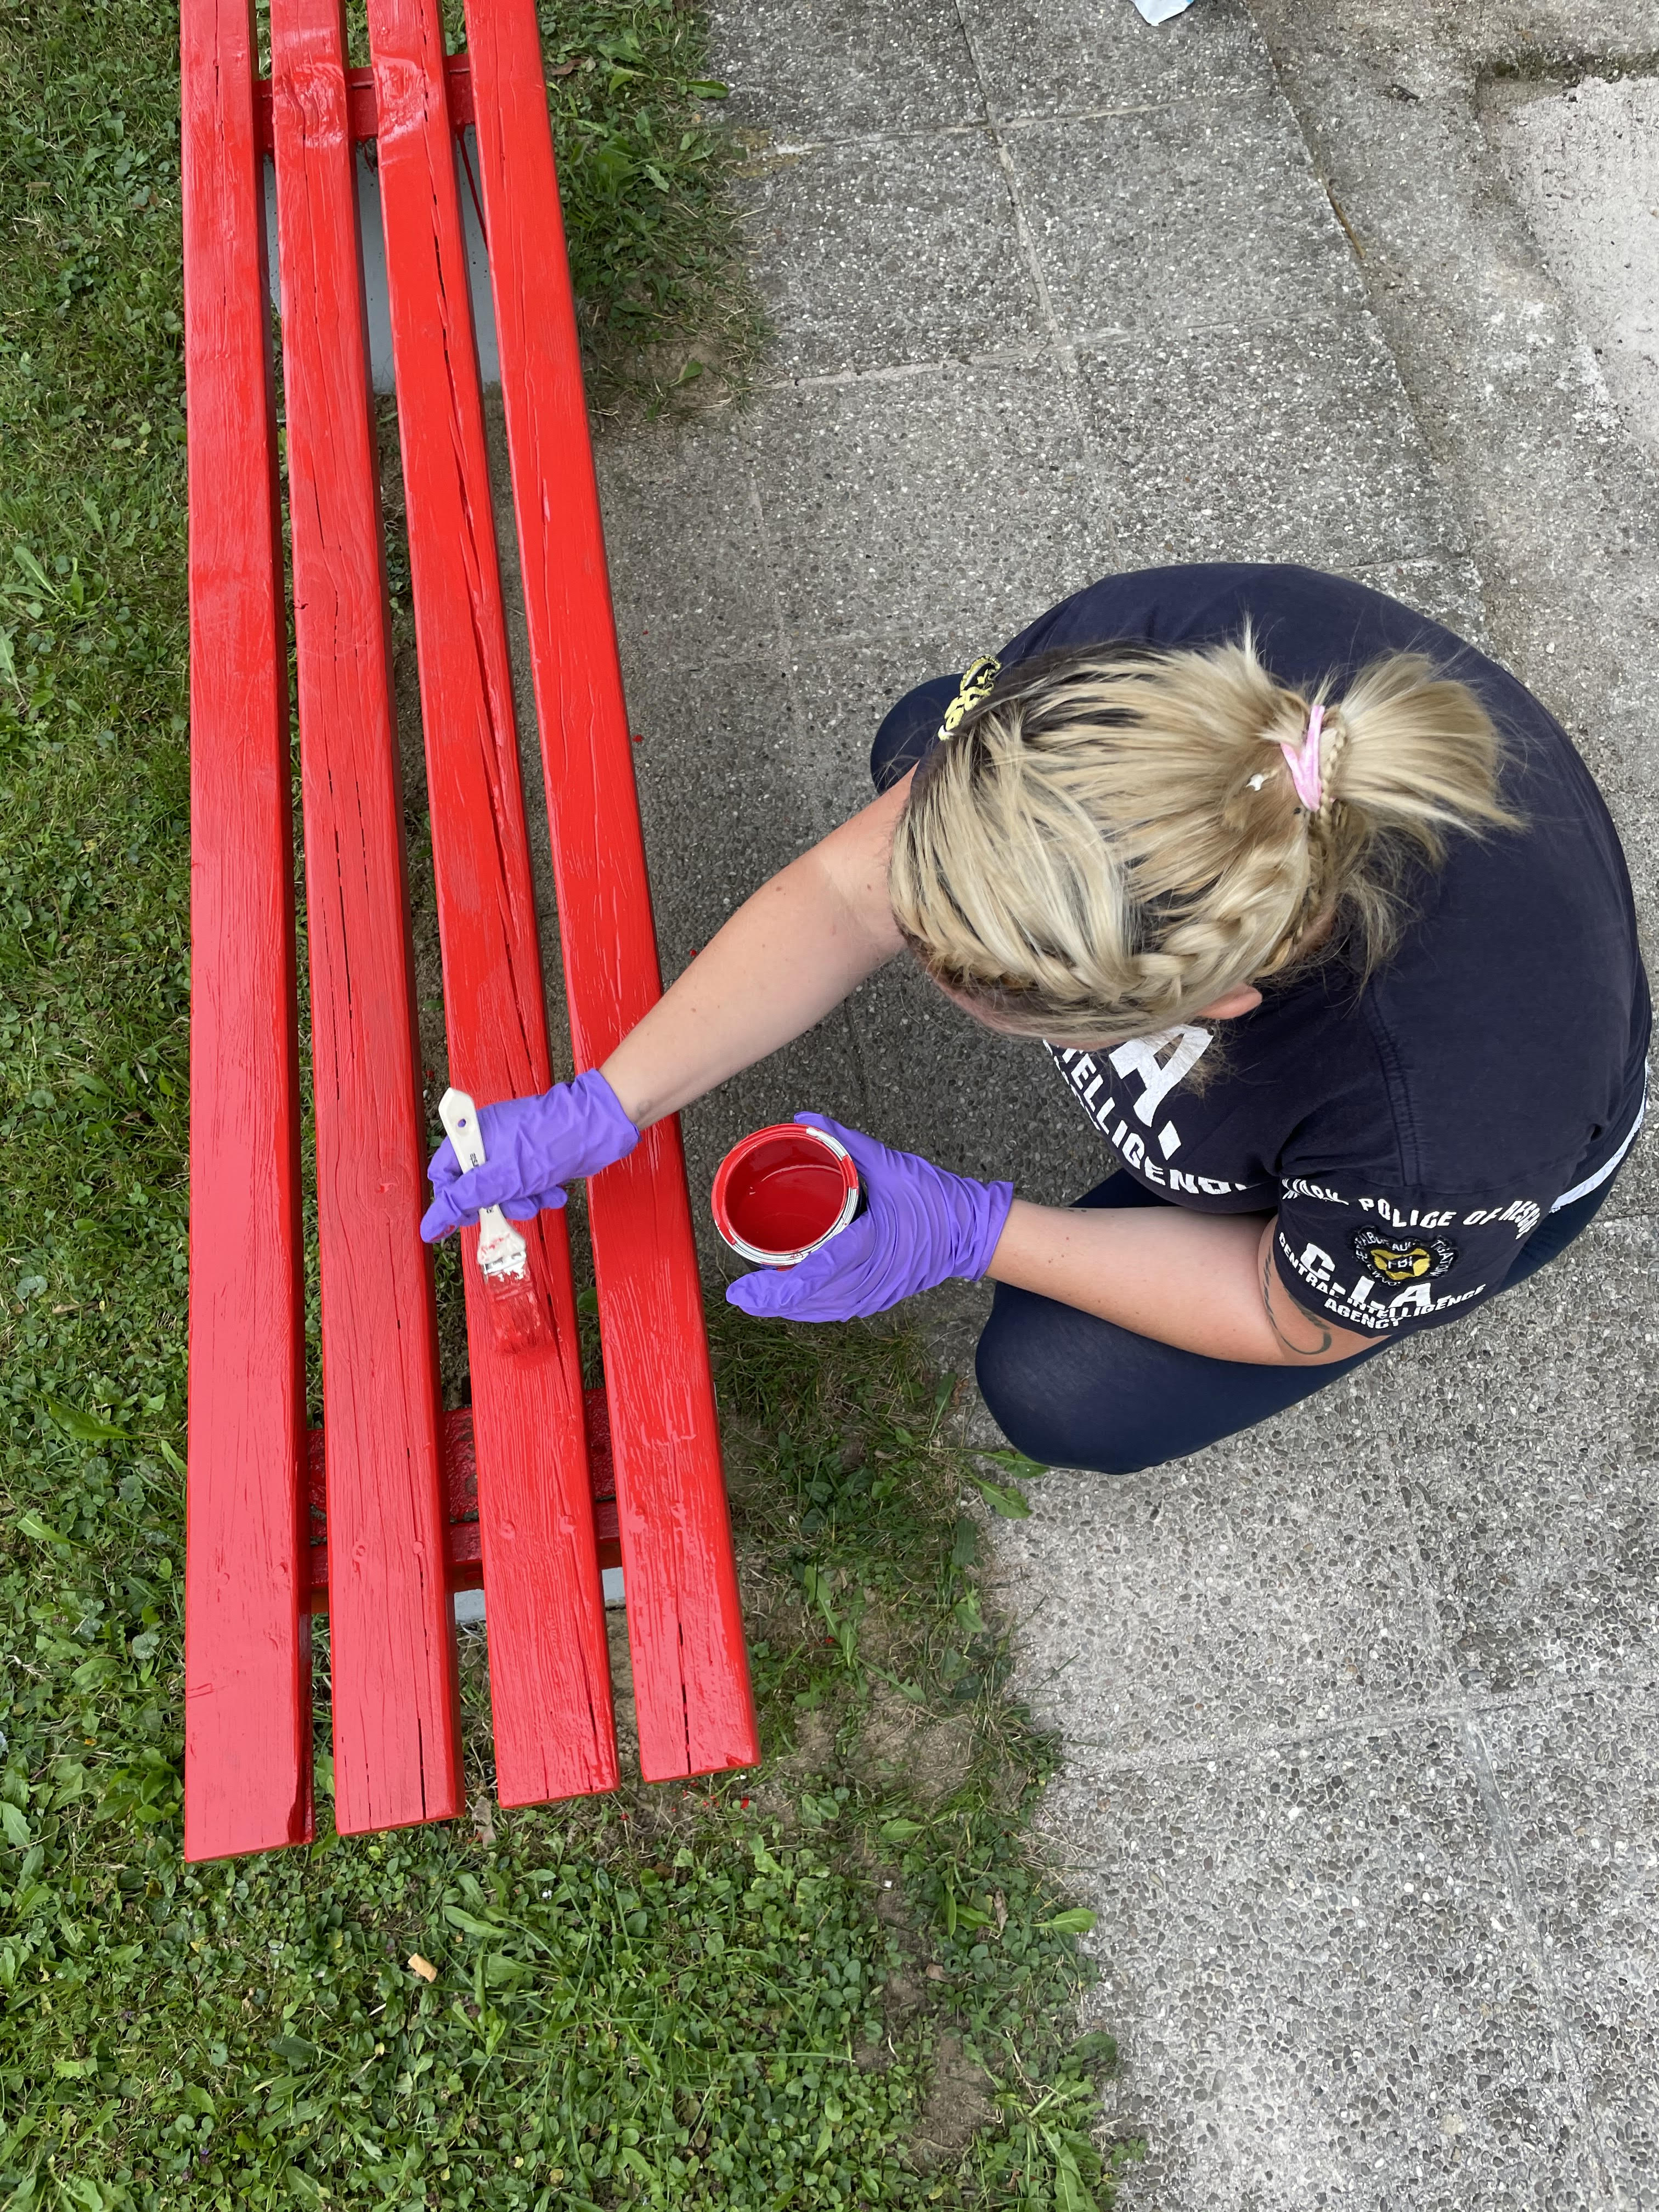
[
  {"xmin": 522, "ymin": 3, "xmax": 764, "ymax": 399},
  {"xmin": 1, "ymin": 1321, "xmax": 1144, "ymax": 2209},
  {"xmin": 0, "ymin": 0, "xmax": 1138, "ymax": 2203}
]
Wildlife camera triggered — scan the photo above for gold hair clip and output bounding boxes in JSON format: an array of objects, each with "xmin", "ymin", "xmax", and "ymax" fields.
[{"xmin": 935, "ymin": 654, "xmax": 1002, "ymax": 742}]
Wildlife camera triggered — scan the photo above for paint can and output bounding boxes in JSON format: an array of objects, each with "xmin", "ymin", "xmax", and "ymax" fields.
[{"xmin": 712, "ymin": 1123, "xmax": 862, "ymax": 1266}]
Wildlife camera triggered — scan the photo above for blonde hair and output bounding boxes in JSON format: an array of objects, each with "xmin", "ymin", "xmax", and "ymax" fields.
[{"xmin": 888, "ymin": 633, "xmax": 1520, "ymax": 1047}]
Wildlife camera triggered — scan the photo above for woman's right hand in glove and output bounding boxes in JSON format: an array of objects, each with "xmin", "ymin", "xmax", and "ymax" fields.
[{"xmin": 420, "ymin": 1069, "xmax": 640, "ymax": 1242}]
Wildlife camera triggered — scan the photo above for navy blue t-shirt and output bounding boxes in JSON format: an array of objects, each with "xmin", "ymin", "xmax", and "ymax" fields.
[{"xmin": 953, "ymin": 564, "xmax": 1649, "ymax": 1340}]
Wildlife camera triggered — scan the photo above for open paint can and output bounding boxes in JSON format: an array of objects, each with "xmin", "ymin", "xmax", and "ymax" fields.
[{"xmin": 712, "ymin": 1123, "xmax": 862, "ymax": 1267}]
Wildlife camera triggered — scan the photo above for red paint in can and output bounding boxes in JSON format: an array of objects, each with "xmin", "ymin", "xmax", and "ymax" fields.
[{"xmin": 712, "ymin": 1124, "xmax": 861, "ymax": 1266}]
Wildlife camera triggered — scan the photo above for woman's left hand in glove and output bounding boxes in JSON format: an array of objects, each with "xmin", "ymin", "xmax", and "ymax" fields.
[{"xmin": 724, "ymin": 1112, "xmax": 1013, "ymax": 1323}]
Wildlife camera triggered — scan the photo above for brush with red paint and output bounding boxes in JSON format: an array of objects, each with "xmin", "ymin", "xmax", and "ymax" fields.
[{"xmin": 438, "ymin": 1087, "xmax": 551, "ymax": 1356}]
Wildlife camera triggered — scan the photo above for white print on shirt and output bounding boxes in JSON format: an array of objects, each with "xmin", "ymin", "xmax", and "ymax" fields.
[
  {"xmin": 1049, "ymin": 1030, "xmax": 1260, "ymax": 1196},
  {"xmin": 1285, "ymin": 1187, "xmax": 1544, "ymax": 1241},
  {"xmin": 1279, "ymin": 1231, "xmax": 1487, "ymax": 1330},
  {"xmin": 1282, "ymin": 1177, "xmax": 1348, "ymax": 1207},
  {"xmin": 1460, "ymin": 1199, "xmax": 1543, "ymax": 1240},
  {"xmin": 1105, "ymin": 1029, "xmax": 1212, "ymax": 1136}
]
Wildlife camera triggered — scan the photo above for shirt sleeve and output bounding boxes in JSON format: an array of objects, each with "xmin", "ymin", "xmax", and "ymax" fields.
[{"xmin": 1271, "ymin": 1176, "xmax": 1548, "ymax": 1339}]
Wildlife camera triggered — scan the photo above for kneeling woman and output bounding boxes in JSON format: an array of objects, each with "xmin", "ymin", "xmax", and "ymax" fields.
[{"xmin": 421, "ymin": 564, "xmax": 1651, "ymax": 1475}]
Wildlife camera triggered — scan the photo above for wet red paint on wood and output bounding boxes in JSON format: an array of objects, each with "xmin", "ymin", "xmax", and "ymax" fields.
[
  {"xmin": 189, "ymin": 0, "xmax": 750, "ymax": 1849},
  {"xmin": 270, "ymin": 0, "xmax": 462, "ymax": 1837},
  {"xmin": 181, "ymin": 0, "xmax": 314, "ymax": 1863},
  {"xmin": 464, "ymin": 0, "xmax": 758, "ymax": 1780},
  {"xmin": 365, "ymin": 0, "xmax": 617, "ymax": 1804}
]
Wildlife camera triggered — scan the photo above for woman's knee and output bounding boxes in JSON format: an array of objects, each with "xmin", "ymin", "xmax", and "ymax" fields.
[{"xmin": 974, "ymin": 1293, "xmax": 1153, "ymax": 1477}]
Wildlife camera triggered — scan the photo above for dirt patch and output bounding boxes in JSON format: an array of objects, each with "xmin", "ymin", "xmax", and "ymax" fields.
[
  {"xmin": 862, "ymin": 1687, "xmax": 976, "ymax": 1805},
  {"xmin": 912, "ymin": 2035, "xmax": 996, "ymax": 2164},
  {"xmin": 783, "ymin": 1705, "xmax": 837, "ymax": 1772}
]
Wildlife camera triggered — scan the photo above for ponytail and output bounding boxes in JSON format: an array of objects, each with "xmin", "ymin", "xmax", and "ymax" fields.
[{"xmin": 887, "ymin": 630, "xmax": 1519, "ymax": 1046}]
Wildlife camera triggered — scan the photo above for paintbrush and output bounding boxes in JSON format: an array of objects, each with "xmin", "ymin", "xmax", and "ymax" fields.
[{"xmin": 438, "ymin": 1086, "xmax": 550, "ymax": 1356}]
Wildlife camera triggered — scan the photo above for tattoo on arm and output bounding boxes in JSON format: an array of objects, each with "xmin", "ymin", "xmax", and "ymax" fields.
[{"xmin": 1261, "ymin": 1239, "xmax": 1334, "ymax": 1359}]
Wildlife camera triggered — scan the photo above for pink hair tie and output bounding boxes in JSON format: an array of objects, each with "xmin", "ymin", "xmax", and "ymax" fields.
[{"xmin": 1280, "ymin": 702, "xmax": 1325, "ymax": 812}]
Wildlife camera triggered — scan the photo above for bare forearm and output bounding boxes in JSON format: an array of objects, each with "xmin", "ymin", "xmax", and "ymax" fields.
[
  {"xmin": 985, "ymin": 1200, "xmax": 1373, "ymax": 1366},
  {"xmin": 601, "ymin": 840, "xmax": 901, "ymax": 1128}
]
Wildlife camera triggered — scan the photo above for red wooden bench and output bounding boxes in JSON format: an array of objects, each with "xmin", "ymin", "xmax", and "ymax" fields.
[{"xmin": 180, "ymin": 0, "xmax": 757, "ymax": 1860}]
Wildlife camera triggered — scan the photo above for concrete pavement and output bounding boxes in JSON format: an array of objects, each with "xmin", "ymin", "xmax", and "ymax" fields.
[{"xmin": 591, "ymin": 3, "xmax": 1659, "ymax": 2203}]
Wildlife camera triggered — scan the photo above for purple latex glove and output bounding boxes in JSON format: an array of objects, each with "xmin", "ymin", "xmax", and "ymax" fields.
[
  {"xmin": 726, "ymin": 1113, "xmax": 1013, "ymax": 1323},
  {"xmin": 421, "ymin": 1069, "xmax": 639, "ymax": 1241}
]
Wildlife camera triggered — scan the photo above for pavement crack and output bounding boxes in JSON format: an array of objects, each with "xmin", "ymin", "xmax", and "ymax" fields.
[{"xmin": 1458, "ymin": 1709, "xmax": 1621, "ymax": 2199}]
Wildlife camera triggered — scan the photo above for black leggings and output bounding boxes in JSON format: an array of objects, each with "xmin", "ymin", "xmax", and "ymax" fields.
[
  {"xmin": 974, "ymin": 1170, "xmax": 1613, "ymax": 1474},
  {"xmin": 871, "ymin": 671, "xmax": 1621, "ymax": 1475}
]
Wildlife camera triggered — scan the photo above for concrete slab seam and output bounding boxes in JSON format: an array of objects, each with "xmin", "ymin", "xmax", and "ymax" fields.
[
  {"xmin": 1458, "ymin": 1708, "xmax": 1626, "ymax": 2198},
  {"xmin": 754, "ymin": 92, "xmax": 1277, "ymax": 160},
  {"xmin": 748, "ymin": 304, "xmax": 1479, "ymax": 392},
  {"xmin": 607, "ymin": 581, "xmax": 1479, "ymax": 660},
  {"xmin": 995, "ymin": 1666, "xmax": 1659, "ymax": 1775},
  {"xmin": 1366, "ymin": 1321, "xmax": 1626, "ymax": 2179},
  {"xmin": 735, "ymin": 401, "xmax": 896, "ymax": 1124},
  {"xmin": 754, "ymin": 349, "xmax": 1059, "ymax": 393},
  {"xmin": 741, "ymin": 473, "xmax": 836, "ymax": 838},
  {"xmin": 1588, "ymin": 1196, "xmax": 1657, "ymax": 1228},
  {"xmin": 948, "ymin": 0, "xmax": 1081, "ymax": 392},
  {"xmin": 944, "ymin": 0, "xmax": 1199, "ymax": 568}
]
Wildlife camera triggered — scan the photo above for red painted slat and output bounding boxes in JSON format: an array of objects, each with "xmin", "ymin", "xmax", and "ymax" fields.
[
  {"xmin": 180, "ymin": 0, "xmax": 313, "ymax": 1861},
  {"xmin": 365, "ymin": 0, "xmax": 617, "ymax": 1803},
  {"xmin": 269, "ymin": 0, "xmax": 461, "ymax": 1836},
  {"xmin": 462, "ymin": 0, "xmax": 758, "ymax": 1781}
]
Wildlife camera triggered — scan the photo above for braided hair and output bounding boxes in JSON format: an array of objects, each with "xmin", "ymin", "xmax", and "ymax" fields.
[{"xmin": 887, "ymin": 632, "xmax": 1519, "ymax": 1047}]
